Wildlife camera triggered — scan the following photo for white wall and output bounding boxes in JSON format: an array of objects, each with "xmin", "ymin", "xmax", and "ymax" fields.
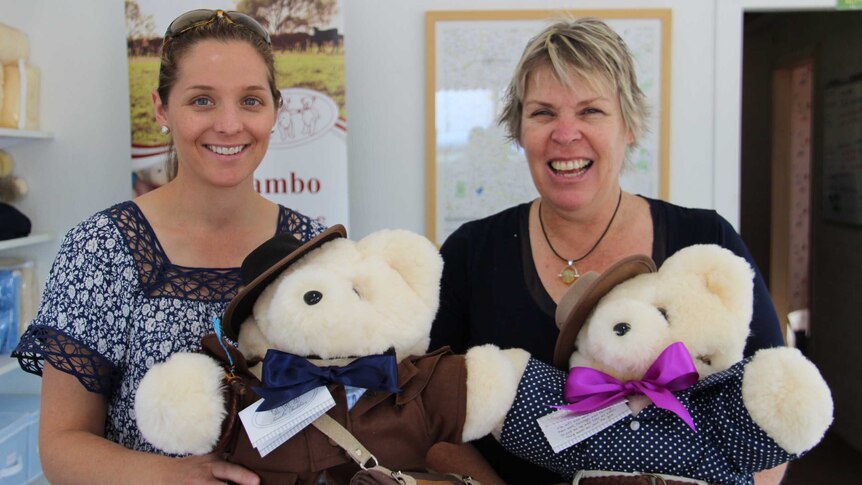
[
  {"xmin": 2, "ymin": 0, "xmax": 131, "ymax": 287},
  {"xmin": 0, "ymin": 0, "xmax": 838, "ymax": 269},
  {"xmin": 713, "ymin": 0, "xmax": 833, "ymax": 227},
  {"xmin": 344, "ymin": 0, "xmax": 717, "ymax": 238}
]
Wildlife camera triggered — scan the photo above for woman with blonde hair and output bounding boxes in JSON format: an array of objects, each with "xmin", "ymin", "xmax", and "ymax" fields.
[{"xmin": 430, "ymin": 17, "xmax": 784, "ymax": 484}]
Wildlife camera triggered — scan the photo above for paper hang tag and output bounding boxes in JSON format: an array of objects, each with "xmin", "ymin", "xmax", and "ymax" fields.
[
  {"xmin": 537, "ymin": 401, "xmax": 632, "ymax": 453},
  {"xmin": 239, "ymin": 386, "xmax": 336, "ymax": 457}
]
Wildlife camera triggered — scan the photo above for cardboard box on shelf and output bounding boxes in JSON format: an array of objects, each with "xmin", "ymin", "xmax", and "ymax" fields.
[
  {"xmin": 0, "ymin": 60, "xmax": 40, "ymax": 131},
  {"xmin": 0, "ymin": 23, "xmax": 29, "ymax": 65}
]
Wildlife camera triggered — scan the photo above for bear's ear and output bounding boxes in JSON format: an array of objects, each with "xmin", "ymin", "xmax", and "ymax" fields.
[
  {"xmin": 356, "ymin": 229, "xmax": 443, "ymax": 310},
  {"xmin": 659, "ymin": 244, "xmax": 755, "ymax": 319},
  {"xmin": 237, "ymin": 315, "xmax": 269, "ymax": 361}
]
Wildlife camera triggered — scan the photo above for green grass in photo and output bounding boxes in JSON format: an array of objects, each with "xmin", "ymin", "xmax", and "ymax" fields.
[
  {"xmin": 128, "ymin": 57, "xmax": 164, "ymax": 145},
  {"xmin": 275, "ymin": 52, "xmax": 346, "ymax": 118},
  {"xmin": 127, "ymin": 52, "xmax": 346, "ymax": 146}
]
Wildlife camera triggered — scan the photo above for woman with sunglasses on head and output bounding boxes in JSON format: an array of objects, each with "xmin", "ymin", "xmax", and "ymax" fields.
[
  {"xmin": 429, "ymin": 18, "xmax": 787, "ymax": 484},
  {"xmin": 12, "ymin": 10, "xmax": 323, "ymax": 484}
]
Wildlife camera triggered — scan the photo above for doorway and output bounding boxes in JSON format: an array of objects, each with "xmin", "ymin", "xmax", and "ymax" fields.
[
  {"xmin": 740, "ymin": 10, "xmax": 862, "ymax": 482},
  {"xmin": 769, "ymin": 59, "xmax": 812, "ymax": 350}
]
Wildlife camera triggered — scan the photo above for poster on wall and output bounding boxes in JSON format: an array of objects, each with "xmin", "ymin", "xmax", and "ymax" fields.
[
  {"xmin": 823, "ymin": 77, "xmax": 862, "ymax": 226},
  {"xmin": 125, "ymin": 0, "xmax": 347, "ymax": 228},
  {"xmin": 425, "ymin": 10, "xmax": 671, "ymax": 245}
]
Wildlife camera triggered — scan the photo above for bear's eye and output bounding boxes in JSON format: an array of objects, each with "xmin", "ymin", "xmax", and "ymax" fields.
[
  {"xmin": 613, "ymin": 322, "xmax": 631, "ymax": 336},
  {"xmin": 303, "ymin": 290, "xmax": 323, "ymax": 305},
  {"xmin": 657, "ymin": 307, "xmax": 669, "ymax": 321}
]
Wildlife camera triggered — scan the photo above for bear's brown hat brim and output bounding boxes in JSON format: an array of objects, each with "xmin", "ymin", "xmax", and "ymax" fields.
[
  {"xmin": 553, "ymin": 255, "xmax": 657, "ymax": 370},
  {"xmin": 222, "ymin": 224, "xmax": 347, "ymax": 341}
]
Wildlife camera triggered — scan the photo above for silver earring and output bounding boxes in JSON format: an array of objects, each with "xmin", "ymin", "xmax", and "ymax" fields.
[{"xmin": 160, "ymin": 125, "xmax": 170, "ymax": 135}]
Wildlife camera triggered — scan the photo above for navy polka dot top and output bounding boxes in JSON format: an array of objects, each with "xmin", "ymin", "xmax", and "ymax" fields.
[{"xmin": 499, "ymin": 358, "xmax": 796, "ymax": 485}]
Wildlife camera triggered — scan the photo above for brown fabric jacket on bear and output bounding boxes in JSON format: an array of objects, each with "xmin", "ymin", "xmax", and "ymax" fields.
[{"xmin": 200, "ymin": 334, "xmax": 468, "ymax": 485}]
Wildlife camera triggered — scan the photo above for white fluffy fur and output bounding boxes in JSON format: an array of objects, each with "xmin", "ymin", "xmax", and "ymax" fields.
[
  {"xmin": 251, "ymin": 230, "xmax": 442, "ymax": 360},
  {"xmin": 356, "ymin": 229, "xmax": 443, "ymax": 312},
  {"xmin": 571, "ymin": 298, "xmax": 671, "ymax": 380},
  {"xmin": 134, "ymin": 229, "xmax": 501, "ymax": 457},
  {"xmin": 563, "ymin": 243, "xmax": 833, "ymax": 458},
  {"xmin": 134, "ymin": 353, "xmax": 227, "ymax": 455},
  {"xmin": 742, "ymin": 347, "xmax": 834, "ymax": 454},
  {"xmin": 463, "ymin": 345, "xmax": 530, "ymax": 441},
  {"xmin": 569, "ymin": 245, "xmax": 755, "ymax": 379},
  {"xmin": 660, "ymin": 245, "xmax": 754, "ymax": 377},
  {"xmin": 237, "ymin": 315, "xmax": 269, "ymax": 361}
]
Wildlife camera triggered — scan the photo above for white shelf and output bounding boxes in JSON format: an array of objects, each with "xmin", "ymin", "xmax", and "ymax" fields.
[
  {"xmin": 0, "ymin": 128, "xmax": 53, "ymax": 148},
  {"xmin": 0, "ymin": 233, "xmax": 53, "ymax": 252}
]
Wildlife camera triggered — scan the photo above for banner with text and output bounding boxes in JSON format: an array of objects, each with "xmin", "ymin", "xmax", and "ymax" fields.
[{"xmin": 125, "ymin": 0, "xmax": 347, "ymax": 228}]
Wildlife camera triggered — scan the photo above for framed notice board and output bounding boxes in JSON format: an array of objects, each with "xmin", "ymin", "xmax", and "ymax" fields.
[
  {"xmin": 425, "ymin": 9, "xmax": 672, "ymax": 245},
  {"xmin": 823, "ymin": 77, "xmax": 862, "ymax": 225}
]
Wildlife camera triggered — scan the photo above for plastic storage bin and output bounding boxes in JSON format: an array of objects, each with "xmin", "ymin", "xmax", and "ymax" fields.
[
  {"xmin": 0, "ymin": 395, "xmax": 40, "ymax": 485},
  {"xmin": 0, "ymin": 269, "xmax": 21, "ymax": 354},
  {"xmin": 0, "ymin": 259, "xmax": 35, "ymax": 354}
]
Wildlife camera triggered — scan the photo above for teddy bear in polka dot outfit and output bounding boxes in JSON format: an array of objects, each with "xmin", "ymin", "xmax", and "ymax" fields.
[{"xmin": 498, "ymin": 244, "xmax": 833, "ymax": 485}]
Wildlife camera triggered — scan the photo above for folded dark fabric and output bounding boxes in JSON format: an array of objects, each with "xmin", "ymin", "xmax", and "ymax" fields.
[{"xmin": 0, "ymin": 202, "xmax": 31, "ymax": 240}]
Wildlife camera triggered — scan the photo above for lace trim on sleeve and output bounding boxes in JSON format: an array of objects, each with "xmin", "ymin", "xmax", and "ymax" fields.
[{"xmin": 12, "ymin": 324, "xmax": 121, "ymax": 395}]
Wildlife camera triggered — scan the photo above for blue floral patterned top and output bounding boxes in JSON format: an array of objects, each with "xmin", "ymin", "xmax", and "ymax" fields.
[{"xmin": 12, "ymin": 201, "xmax": 325, "ymax": 453}]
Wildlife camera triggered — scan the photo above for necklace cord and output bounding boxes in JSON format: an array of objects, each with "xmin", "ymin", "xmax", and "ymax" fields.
[{"xmin": 538, "ymin": 190, "xmax": 623, "ymax": 265}]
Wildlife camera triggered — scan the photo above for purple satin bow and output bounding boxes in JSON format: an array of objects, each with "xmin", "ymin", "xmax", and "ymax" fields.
[{"xmin": 556, "ymin": 342, "xmax": 700, "ymax": 431}]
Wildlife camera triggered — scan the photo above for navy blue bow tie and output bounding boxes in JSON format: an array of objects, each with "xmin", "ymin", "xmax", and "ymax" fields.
[{"xmin": 254, "ymin": 349, "xmax": 401, "ymax": 411}]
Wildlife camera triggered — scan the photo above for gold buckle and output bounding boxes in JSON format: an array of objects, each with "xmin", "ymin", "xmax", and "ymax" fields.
[
  {"xmin": 571, "ymin": 470, "xmax": 674, "ymax": 485},
  {"xmin": 642, "ymin": 473, "xmax": 667, "ymax": 485}
]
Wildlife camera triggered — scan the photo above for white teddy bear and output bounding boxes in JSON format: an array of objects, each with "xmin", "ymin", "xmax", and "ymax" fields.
[
  {"xmin": 497, "ymin": 244, "xmax": 833, "ymax": 485},
  {"xmin": 134, "ymin": 225, "xmax": 527, "ymax": 484}
]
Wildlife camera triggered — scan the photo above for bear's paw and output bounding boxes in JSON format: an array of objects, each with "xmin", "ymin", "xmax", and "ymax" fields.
[
  {"xmin": 742, "ymin": 347, "xmax": 833, "ymax": 455},
  {"xmin": 134, "ymin": 352, "xmax": 228, "ymax": 455}
]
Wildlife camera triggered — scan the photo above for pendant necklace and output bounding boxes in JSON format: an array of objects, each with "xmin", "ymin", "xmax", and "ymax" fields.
[{"xmin": 538, "ymin": 191, "xmax": 623, "ymax": 285}]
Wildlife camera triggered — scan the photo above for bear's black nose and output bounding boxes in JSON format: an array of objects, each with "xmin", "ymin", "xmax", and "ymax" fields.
[
  {"xmin": 613, "ymin": 322, "xmax": 631, "ymax": 336},
  {"xmin": 304, "ymin": 290, "xmax": 323, "ymax": 305}
]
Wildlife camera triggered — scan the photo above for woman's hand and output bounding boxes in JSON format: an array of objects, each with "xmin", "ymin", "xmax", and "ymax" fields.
[
  {"xmin": 39, "ymin": 365, "xmax": 260, "ymax": 485},
  {"xmin": 173, "ymin": 454, "xmax": 260, "ymax": 485},
  {"xmin": 753, "ymin": 463, "xmax": 787, "ymax": 485}
]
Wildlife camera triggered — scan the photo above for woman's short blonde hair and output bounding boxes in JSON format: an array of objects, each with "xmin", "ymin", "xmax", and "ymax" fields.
[{"xmin": 499, "ymin": 17, "xmax": 649, "ymax": 146}]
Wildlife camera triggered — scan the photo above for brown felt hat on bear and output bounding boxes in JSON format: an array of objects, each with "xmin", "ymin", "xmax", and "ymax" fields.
[
  {"xmin": 221, "ymin": 224, "xmax": 347, "ymax": 341},
  {"xmin": 552, "ymin": 254, "xmax": 657, "ymax": 370}
]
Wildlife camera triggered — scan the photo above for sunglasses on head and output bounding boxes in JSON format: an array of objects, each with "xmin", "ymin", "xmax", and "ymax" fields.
[{"xmin": 165, "ymin": 9, "xmax": 271, "ymax": 45}]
